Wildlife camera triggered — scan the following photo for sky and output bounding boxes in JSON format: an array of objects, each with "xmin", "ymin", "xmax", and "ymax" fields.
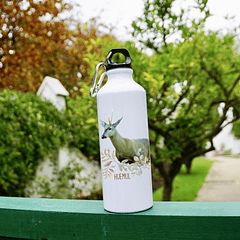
[{"xmin": 75, "ymin": 0, "xmax": 240, "ymax": 41}]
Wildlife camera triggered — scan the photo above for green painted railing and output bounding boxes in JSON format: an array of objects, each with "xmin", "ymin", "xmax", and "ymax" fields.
[{"xmin": 0, "ymin": 197, "xmax": 240, "ymax": 240}]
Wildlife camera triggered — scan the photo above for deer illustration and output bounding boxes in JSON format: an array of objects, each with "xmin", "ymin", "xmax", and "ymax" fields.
[{"xmin": 100, "ymin": 116, "xmax": 149, "ymax": 163}]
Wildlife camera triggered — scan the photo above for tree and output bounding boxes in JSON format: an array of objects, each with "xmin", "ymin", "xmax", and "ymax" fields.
[
  {"xmin": 132, "ymin": 0, "xmax": 240, "ymax": 200},
  {"xmin": 0, "ymin": 0, "xmax": 102, "ymax": 97},
  {"xmin": 132, "ymin": 0, "xmax": 210, "ymax": 51}
]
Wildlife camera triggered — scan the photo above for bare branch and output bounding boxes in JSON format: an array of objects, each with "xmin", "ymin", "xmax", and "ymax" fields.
[
  {"xmin": 149, "ymin": 120, "xmax": 172, "ymax": 139},
  {"xmin": 165, "ymin": 86, "xmax": 190, "ymax": 118},
  {"xmin": 200, "ymin": 61, "xmax": 229, "ymax": 99},
  {"xmin": 223, "ymin": 70, "xmax": 240, "ymax": 76},
  {"xmin": 183, "ymin": 141, "xmax": 215, "ymax": 163},
  {"xmin": 228, "ymin": 74, "xmax": 240, "ymax": 96},
  {"xmin": 221, "ymin": 111, "xmax": 240, "ymax": 129},
  {"xmin": 185, "ymin": 85, "xmax": 204, "ymax": 114},
  {"xmin": 200, "ymin": 105, "xmax": 229, "ymax": 143}
]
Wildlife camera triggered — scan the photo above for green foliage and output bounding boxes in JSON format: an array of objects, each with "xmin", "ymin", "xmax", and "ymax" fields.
[
  {"xmin": 231, "ymin": 120, "xmax": 240, "ymax": 140},
  {"xmin": 66, "ymin": 83, "xmax": 99, "ymax": 159},
  {"xmin": 132, "ymin": 0, "xmax": 210, "ymax": 51},
  {"xmin": 224, "ymin": 149, "xmax": 232, "ymax": 155},
  {"xmin": 0, "ymin": 90, "xmax": 68, "ymax": 196},
  {"xmin": 82, "ymin": 36, "xmax": 150, "ymax": 87},
  {"xmin": 141, "ymin": 31, "xmax": 240, "ymax": 164},
  {"xmin": 0, "ymin": 89, "xmax": 101, "ymax": 197},
  {"xmin": 153, "ymin": 157, "xmax": 214, "ymax": 201}
]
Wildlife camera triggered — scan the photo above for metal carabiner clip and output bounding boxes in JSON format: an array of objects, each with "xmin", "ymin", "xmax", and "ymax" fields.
[{"xmin": 90, "ymin": 62, "xmax": 106, "ymax": 98}]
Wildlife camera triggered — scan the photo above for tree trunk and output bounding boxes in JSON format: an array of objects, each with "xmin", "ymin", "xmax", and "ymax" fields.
[
  {"xmin": 185, "ymin": 158, "xmax": 193, "ymax": 174},
  {"xmin": 162, "ymin": 178, "xmax": 173, "ymax": 201},
  {"xmin": 154, "ymin": 159, "xmax": 182, "ymax": 201}
]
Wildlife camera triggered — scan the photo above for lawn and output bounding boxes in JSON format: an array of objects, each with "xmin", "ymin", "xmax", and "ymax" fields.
[{"xmin": 153, "ymin": 157, "xmax": 214, "ymax": 201}]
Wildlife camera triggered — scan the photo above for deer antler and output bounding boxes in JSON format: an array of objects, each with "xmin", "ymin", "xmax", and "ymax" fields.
[
  {"xmin": 110, "ymin": 111, "xmax": 113, "ymax": 124},
  {"xmin": 107, "ymin": 111, "xmax": 114, "ymax": 124}
]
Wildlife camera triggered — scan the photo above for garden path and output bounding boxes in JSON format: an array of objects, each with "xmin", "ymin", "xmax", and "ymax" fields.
[{"xmin": 195, "ymin": 156, "xmax": 240, "ymax": 201}]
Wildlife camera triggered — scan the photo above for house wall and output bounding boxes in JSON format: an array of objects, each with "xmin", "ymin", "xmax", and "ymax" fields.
[{"xmin": 206, "ymin": 124, "xmax": 240, "ymax": 156}]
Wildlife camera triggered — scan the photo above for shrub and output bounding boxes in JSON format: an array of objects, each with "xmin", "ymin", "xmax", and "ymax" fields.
[
  {"xmin": 65, "ymin": 82, "xmax": 99, "ymax": 160},
  {"xmin": 0, "ymin": 90, "xmax": 69, "ymax": 196},
  {"xmin": 0, "ymin": 88, "xmax": 101, "ymax": 197}
]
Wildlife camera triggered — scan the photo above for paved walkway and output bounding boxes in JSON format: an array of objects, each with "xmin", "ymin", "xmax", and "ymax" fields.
[{"xmin": 195, "ymin": 156, "xmax": 240, "ymax": 201}]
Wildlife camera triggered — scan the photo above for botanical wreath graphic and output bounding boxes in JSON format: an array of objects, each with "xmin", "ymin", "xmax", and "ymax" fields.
[{"xmin": 101, "ymin": 147, "xmax": 151, "ymax": 179}]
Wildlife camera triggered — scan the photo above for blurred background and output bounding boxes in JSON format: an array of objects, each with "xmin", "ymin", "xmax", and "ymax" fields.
[{"xmin": 1, "ymin": 0, "xmax": 240, "ymax": 202}]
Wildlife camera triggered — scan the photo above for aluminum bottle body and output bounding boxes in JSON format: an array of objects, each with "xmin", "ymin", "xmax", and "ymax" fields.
[{"xmin": 97, "ymin": 68, "xmax": 153, "ymax": 213}]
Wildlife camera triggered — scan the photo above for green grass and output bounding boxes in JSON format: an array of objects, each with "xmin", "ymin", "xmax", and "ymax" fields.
[{"xmin": 153, "ymin": 157, "xmax": 214, "ymax": 201}]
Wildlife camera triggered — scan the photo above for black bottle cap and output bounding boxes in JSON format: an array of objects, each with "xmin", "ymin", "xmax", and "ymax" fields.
[{"xmin": 105, "ymin": 48, "xmax": 132, "ymax": 71}]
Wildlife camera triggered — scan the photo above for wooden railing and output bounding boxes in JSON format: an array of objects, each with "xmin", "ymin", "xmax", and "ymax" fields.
[{"xmin": 0, "ymin": 197, "xmax": 240, "ymax": 240}]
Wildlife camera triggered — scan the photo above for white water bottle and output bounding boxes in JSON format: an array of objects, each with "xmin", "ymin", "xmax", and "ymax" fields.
[{"xmin": 90, "ymin": 48, "xmax": 153, "ymax": 213}]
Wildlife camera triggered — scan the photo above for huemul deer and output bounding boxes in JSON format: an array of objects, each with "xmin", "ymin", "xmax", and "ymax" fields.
[{"xmin": 100, "ymin": 117, "xmax": 149, "ymax": 163}]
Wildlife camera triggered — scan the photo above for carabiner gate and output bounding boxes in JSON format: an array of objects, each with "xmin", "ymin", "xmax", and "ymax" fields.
[{"xmin": 90, "ymin": 62, "xmax": 106, "ymax": 98}]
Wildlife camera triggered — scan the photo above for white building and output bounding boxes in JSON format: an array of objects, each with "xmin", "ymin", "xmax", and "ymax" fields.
[
  {"xmin": 207, "ymin": 123, "xmax": 240, "ymax": 156},
  {"xmin": 37, "ymin": 76, "xmax": 69, "ymax": 111}
]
